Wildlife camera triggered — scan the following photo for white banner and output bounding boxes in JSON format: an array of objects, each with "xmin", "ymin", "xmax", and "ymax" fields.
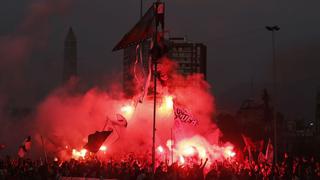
[{"xmin": 173, "ymin": 103, "xmax": 198, "ymax": 126}]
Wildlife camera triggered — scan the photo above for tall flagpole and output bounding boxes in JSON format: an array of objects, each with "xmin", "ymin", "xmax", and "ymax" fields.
[
  {"xmin": 151, "ymin": 2, "xmax": 157, "ymax": 177},
  {"xmin": 171, "ymin": 128, "xmax": 173, "ymax": 164},
  {"xmin": 266, "ymin": 25, "xmax": 280, "ymax": 166},
  {"xmin": 152, "ymin": 59, "xmax": 157, "ymax": 177},
  {"xmin": 152, "ymin": 1, "xmax": 164, "ymax": 178}
]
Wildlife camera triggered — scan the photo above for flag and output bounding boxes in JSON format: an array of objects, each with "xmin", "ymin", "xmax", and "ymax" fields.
[
  {"xmin": 173, "ymin": 102, "xmax": 199, "ymax": 126},
  {"xmin": 241, "ymin": 134, "xmax": 255, "ymax": 151},
  {"xmin": 155, "ymin": 2, "xmax": 165, "ymax": 31},
  {"xmin": 258, "ymin": 151, "xmax": 266, "ymax": 163},
  {"xmin": 18, "ymin": 136, "xmax": 31, "ymax": 158},
  {"xmin": 112, "ymin": 114, "xmax": 128, "ymax": 127},
  {"xmin": 112, "ymin": 4, "xmax": 156, "ymax": 51},
  {"xmin": 241, "ymin": 135, "xmax": 264, "ymax": 152},
  {"xmin": 84, "ymin": 131, "xmax": 112, "ymax": 153},
  {"xmin": 265, "ymin": 138, "xmax": 274, "ymax": 165}
]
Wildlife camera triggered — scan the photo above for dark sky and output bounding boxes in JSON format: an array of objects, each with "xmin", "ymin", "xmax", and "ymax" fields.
[{"xmin": 1, "ymin": 0, "xmax": 320, "ymax": 121}]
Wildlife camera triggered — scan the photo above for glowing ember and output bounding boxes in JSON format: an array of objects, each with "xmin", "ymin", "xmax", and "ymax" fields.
[
  {"xmin": 54, "ymin": 157, "xmax": 58, "ymax": 162},
  {"xmin": 99, "ymin": 145, "xmax": 107, "ymax": 151},
  {"xmin": 72, "ymin": 148, "xmax": 87, "ymax": 159},
  {"xmin": 121, "ymin": 104, "xmax": 134, "ymax": 119},
  {"xmin": 157, "ymin": 145, "xmax": 164, "ymax": 153}
]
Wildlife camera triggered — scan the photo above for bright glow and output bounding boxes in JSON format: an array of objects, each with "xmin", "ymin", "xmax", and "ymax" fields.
[
  {"xmin": 182, "ymin": 146, "xmax": 196, "ymax": 156},
  {"xmin": 157, "ymin": 145, "xmax": 164, "ymax": 153},
  {"xmin": 72, "ymin": 148, "xmax": 87, "ymax": 159},
  {"xmin": 54, "ymin": 157, "xmax": 58, "ymax": 162},
  {"xmin": 159, "ymin": 95, "xmax": 173, "ymax": 114},
  {"xmin": 179, "ymin": 155, "xmax": 185, "ymax": 164},
  {"xmin": 174, "ymin": 135, "xmax": 236, "ymax": 167},
  {"xmin": 224, "ymin": 146, "xmax": 236, "ymax": 158},
  {"xmin": 121, "ymin": 104, "xmax": 134, "ymax": 119},
  {"xmin": 164, "ymin": 96, "xmax": 173, "ymax": 109},
  {"xmin": 166, "ymin": 140, "xmax": 174, "ymax": 150},
  {"xmin": 99, "ymin": 145, "xmax": 107, "ymax": 151}
]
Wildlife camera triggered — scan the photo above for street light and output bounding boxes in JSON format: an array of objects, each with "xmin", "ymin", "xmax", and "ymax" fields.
[{"xmin": 266, "ymin": 25, "xmax": 280, "ymax": 164}]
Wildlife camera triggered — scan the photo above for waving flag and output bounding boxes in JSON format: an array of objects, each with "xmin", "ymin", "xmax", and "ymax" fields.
[
  {"xmin": 173, "ymin": 102, "xmax": 198, "ymax": 126},
  {"xmin": 112, "ymin": 4, "xmax": 156, "ymax": 51},
  {"xmin": 18, "ymin": 136, "xmax": 31, "ymax": 158},
  {"xmin": 265, "ymin": 138, "xmax": 274, "ymax": 165},
  {"xmin": 113, "ymin": 114, "xmax": 128, "ymax": 127},
  {"xmin": 84, "ymin": 131, "xmax": 112, "ymax": 153}
]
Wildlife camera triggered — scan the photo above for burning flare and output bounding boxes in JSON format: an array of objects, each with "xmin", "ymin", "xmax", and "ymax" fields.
[
  {"xmin": 120, "ymin": 104, "xmax": 134, "ymax": 119},
  {"xmin": 72, "ymin": 148, "xmax": 87, "ymax": 159}
]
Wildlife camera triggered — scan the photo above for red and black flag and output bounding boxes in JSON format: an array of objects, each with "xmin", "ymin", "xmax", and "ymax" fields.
[
  {"xmin": 18, "ymin": 136, "xmax": 31, "ymax": 158},
  {"xmin": 84, "ymin": 131, "xmax": 112, "ymax": 153},
  {"xmin": 112, "ymin": 5, "xmax": 155, "ymax": 51},
  {"xmin": 113, "ymin": 2, "xmax": 165, "ymax": 51}
]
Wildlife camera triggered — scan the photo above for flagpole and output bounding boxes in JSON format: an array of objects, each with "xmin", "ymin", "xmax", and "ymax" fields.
[
  {"xmin": 171, "ymin": 128, "xmax": 173, "ymax": 164},
  {"xmin": 152, "ymin": 58, "xmax": 157, "ymax": 177},
  {"xmin": 152, "ymin": 1, "xmax": 161, "ymax": 177},
  {"xmin": 40, "ymin": 135, "xmax": 48, "ymax": 165}
]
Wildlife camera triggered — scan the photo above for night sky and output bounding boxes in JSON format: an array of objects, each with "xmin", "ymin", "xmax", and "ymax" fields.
[{"xmin": 1, "ymin": 0, "xmax": 320, "ymax": 121}]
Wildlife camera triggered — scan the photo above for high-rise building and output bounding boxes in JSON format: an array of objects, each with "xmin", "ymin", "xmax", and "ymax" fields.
[
  {"xmin": 168, "ymin": 37, "xmax": 207, "ymax": 80},
  {"xmin": 122, "ymin": 37, "xmax": 207, "ymax": 96},
  {"xmin": 63, "ymin": 27, "xmax": 77, "ymax": 83}
]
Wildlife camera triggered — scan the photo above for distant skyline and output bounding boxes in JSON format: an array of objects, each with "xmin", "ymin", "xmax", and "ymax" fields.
[{"xmin": 1, "ymin": 0, "xmax": 320, "ymax": 121}]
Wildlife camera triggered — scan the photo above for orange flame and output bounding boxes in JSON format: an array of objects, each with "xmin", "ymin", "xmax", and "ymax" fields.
[
  {"xmin": 157, "ymin": 145, "xmax": 164, "ymax": 153},
  {"xmin": 99, "ymin": 145, "xmax": 107, "ymax": 151},
  {"xmin": 72, "ymin": 148, "xmax": 87, "ymax": 159},
  {"xmin": 121, "ymin": 104, "xmax": 134, "ymax": 119},
  {"xmin": 159, "ymin": 95, "xmax": 174, "ymax": 114}
]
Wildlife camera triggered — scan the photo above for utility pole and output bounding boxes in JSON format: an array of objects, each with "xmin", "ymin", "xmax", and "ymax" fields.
[
  {"xmin": 266, "ymin": 25, "xmax": 280, "ymax": 165},
  {"xmin": 140, "ymin": 0, "xmax": 143, "ymax": 18}
]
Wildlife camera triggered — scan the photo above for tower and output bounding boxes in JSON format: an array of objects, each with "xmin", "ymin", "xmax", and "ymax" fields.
[{"xmin": 63, "ymin": 27, "xmax": 77, "ymax": 83}]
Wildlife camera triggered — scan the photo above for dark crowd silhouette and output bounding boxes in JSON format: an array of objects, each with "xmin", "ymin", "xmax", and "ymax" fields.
[{"xmin": 0, "ymin": 153, "xmax": 319, "ymax": 180}]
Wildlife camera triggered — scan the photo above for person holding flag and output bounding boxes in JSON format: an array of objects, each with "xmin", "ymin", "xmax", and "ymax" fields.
[{"xmin": 18, "ymin": 136, "xmax": 31, "ymax": 158}]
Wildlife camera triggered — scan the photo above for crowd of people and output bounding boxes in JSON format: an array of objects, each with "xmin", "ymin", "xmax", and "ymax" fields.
[{"xmin": 0, "ymin": 154, "xmax": 319, "ymax": 180}]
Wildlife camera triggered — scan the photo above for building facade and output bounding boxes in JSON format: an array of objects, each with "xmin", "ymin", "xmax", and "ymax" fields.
[
  {"xmin": 122, "ymin": 37, "xmax": 207, "ymax": 96},
  {"xmin": 167, "ymin": 37, "xmax": 207, "ymax": 80}
]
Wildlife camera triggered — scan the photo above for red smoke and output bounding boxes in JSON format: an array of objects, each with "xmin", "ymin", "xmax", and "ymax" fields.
[{"xmin": 32, "ymin": 57, "xmax": 235, "ymax": 165}]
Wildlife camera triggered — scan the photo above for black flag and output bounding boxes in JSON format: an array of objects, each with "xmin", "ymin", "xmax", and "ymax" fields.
[{"xmin": 84, "ymin": 131, "xmax": 112, "ymax": 153}]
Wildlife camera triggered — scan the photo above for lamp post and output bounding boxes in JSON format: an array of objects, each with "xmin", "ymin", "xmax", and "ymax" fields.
[
  {"xmin": 140, "ymin": 0, "xmax": 143, "ymax": 18},
  {"xmin": 265, "ymin": 25, "xmax": 280, "ymax": 164}
]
